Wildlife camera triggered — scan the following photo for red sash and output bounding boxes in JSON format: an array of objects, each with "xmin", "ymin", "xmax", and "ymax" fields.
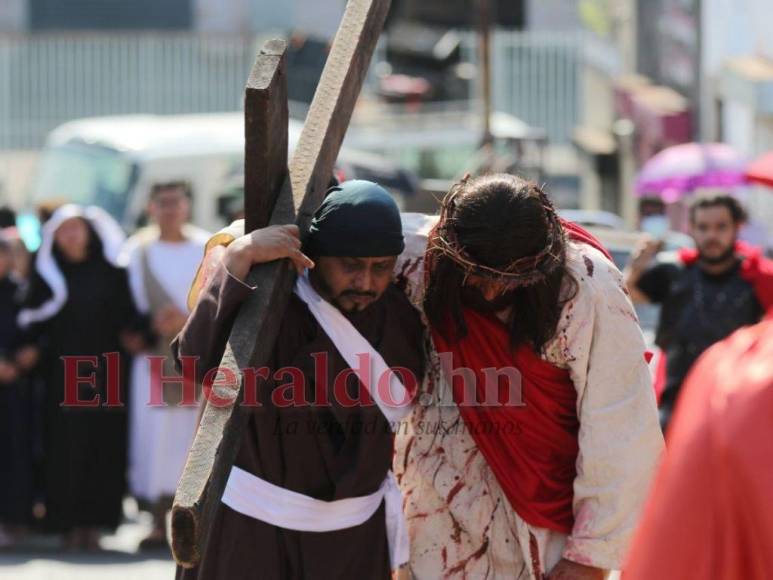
[
  {"xmin": 429, "ymin": 222, "xmax": 611, "ymax": 534},
  {"xmin": 432, "ymin": 311, "xmax": 579, "ymax": 533}
]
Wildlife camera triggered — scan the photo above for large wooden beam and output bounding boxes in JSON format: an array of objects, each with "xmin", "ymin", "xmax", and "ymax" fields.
[
  {"xmin": 476, "ymin": 0, "xmax": 493, "ymax": 147},
  {"xmin": 244, "ymin": 39, "xmax": 289, "ymax": 233},
  {"xmin": 170, "ymin": 38, "xmax": 289, "ymax": 566},
  {"xmin": 171, "ymin": 0, "xmax": 392, "ymax": 568}
]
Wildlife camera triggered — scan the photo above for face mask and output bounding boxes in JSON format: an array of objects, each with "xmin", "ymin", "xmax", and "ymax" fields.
[{"xmin": 640, "ymin": 215, "xmax": 669, "ymax": 239}]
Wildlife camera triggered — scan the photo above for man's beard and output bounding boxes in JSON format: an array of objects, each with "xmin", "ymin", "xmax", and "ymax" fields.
[
  {"xmin": 460, "ymin": 285, "xmax": 518, "ymax": 315},
  {"xmin": 336, "ymin": 289, "xmax": 378, "ymax": 312},
  {"xmin": 698, "ymin": 241, "xmax": 736, "ymax": 265},
  {"xmin": 312, "ymin": 272, "xmax": 377, "ymax": 312}
]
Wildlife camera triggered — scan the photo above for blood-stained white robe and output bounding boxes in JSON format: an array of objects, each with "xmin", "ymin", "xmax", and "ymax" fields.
[{"xmin": 392, "ymin": 213, "xmax": 664, "ymax": 579}]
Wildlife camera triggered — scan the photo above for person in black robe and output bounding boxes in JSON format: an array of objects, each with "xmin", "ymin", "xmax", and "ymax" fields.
[
  {"xmin": 16, "ymin": 205, "xmax": 148, "ymax": 550},
  {"xmin": 0, "ymin": 234, "xmax": 36, "ymax": 545},
  {"xmin": 174, "ymin": 181, "xmax": 425, "ymax": 580}
]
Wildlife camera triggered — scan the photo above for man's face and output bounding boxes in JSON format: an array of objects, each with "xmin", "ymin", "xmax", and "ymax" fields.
[
  {"xmin": 461, "ymin": 274, "xmax": 517, "ymax": 313},
  {"xmin": 54, "ymin": 217, "xmax": 90, "ymax": 261},
  {"xmin": 148, "ymin": 187, "xmax": 190, "ymax": 231},
  {"xmin": 313, "ymin": 255, "xmax": 398, "ymax": 313},
  {"xmin": 690, "ymin": 205, "xmax": 739, "ymax": 264}
]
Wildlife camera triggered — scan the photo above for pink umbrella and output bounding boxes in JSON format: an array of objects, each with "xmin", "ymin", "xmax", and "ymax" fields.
[{"xmin": 635, "ymin": 142, "xmax": 747, "ymax": 203}]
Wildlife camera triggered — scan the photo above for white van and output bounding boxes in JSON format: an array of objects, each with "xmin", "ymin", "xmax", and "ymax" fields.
[{"xmin": 31, "ymin": 112, "xmax": 417, "ymax": 233}]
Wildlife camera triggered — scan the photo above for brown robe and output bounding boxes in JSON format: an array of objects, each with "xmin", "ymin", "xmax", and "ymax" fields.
[{"xmin": 173, "ymin": 262, "xmax": 425, "ymax": 580}]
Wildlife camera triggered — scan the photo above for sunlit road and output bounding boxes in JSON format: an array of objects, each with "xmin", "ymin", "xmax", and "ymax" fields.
[
  {"xmin": 0, "ymin": 504, "xmax": 175, "ymax": 580},
  {"xmin": 0, "ymin": 502, "xmax": 623, "ymax": 579}
]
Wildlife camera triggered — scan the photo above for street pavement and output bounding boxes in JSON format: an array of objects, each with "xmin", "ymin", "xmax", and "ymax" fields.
[
  {"xmin": 0, "ymin": 501, "xmax": 176, "ymax": 580},
  {"xmin": 0, "ymin": 500, "xmax": 624, "ymax": 579}
]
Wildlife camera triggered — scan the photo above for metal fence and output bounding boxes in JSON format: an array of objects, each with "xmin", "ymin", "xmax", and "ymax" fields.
[
  {"xmin": 0, "ymin": 31, "xmax": 585, "ymax": 150},
  {"xmin": 494, "ymin": 31, "xmax": 584, "ymax": 143},
  {"xmin": 0, "ymin": 33, "xmax": 258, "ymax": 149},
  {"xmin": 460, "ymin": 30, "xmax": 584, "ymax": 143}
]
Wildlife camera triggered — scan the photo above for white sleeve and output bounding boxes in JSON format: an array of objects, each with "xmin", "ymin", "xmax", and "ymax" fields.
[
  {"xmin": 555, "ymin": 246, "xmax": 664, "ymax": 570},
  {"xmin": 394, "ymin": 213, "xmax": 437, "ymax": 312},
  {"xmin": 122, "ymin": 238, "xmax": 150, "ymax": 315}
]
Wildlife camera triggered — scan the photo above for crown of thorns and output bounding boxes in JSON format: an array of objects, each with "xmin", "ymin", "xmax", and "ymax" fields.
[{"xmin": 429, "ymin": 177, "xmax": 565, "ymax": 288}]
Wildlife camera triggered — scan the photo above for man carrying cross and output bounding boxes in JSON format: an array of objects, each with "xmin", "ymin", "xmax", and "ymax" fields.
[
  {"xmin": 174, "ymin": 180, "xmax": 425, "ymax": 579},
  {"xmin": 170, "ymin": 1, "xmax": 660, "ymax": 576},
  {"xmin": 178, "ymin": 174, "xmax": 663, "ymax": 580}
]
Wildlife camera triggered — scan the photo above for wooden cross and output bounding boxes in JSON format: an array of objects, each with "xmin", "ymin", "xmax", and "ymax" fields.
[{"xmin": 170, "ymin": 0, "xmax": 391, "ymax": 567}]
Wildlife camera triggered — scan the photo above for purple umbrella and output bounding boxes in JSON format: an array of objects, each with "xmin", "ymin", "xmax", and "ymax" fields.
[{"xmin": 635, "ymin": 142, "xmax": 747, "ymax": 203}]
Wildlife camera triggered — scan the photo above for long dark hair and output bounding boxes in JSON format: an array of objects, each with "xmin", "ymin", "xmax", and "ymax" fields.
[{"xmin": 424, "ymin": 174, "xmax": 577, "ymax": 353}]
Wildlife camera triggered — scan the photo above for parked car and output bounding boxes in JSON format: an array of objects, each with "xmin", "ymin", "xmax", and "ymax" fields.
[
  {"xmin": 558, "ymin": 209, "xmax": 625, "ymax": 230},
  {"xmin": 30, "ymin": 112, "xmax": 419, "ymax": 233}
]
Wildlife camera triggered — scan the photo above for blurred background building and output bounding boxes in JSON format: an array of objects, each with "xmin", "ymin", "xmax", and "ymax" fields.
[
  {"xmin": 0, "ymin": 0, "xmax": 771, "ymax": 246},
  {"xmin": 0, "ymin": 2, "xmax": 772, "ymax": 576}
]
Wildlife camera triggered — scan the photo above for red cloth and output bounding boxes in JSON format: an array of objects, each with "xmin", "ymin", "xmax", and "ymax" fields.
[
  {"xmin": 678, "ymin": 241, "xmax": 773, "ymax": 312},
  {"xmin": 428, "ymin": 222, "xmax": 612, "ymax": 534},
  {"xmin": 559, "ymin": 219, "xmax": 614, "ymax": 262},
  {"xmin": 625, "ymin": 318, "xmax": 773, "ymax": 579},
  {"xmin": 432, "ymin": 309, "xmax": 579, "ymax": 534}
]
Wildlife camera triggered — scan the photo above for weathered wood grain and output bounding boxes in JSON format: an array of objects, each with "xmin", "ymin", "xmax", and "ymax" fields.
[{"xmin": 171, "ymin": 0, "xmax": 391, "ymax": 567}]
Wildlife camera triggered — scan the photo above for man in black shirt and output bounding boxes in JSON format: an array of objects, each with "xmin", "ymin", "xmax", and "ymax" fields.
[{"xmin": 624, "ymin": 194, "xmax": 764, "ymax": 430}]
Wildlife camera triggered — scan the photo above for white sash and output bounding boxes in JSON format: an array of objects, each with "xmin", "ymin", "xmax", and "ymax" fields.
[
  {"xmin": 220, "ymin": 274, "xmax": 415, "ymax": 570},
  {"xmin": 222, "ymin": 466, "xmax": 409, "ymax": 570},
  {"xmin": 293, "ymin": 272, "xmax": 413, "ymax": 427}
]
